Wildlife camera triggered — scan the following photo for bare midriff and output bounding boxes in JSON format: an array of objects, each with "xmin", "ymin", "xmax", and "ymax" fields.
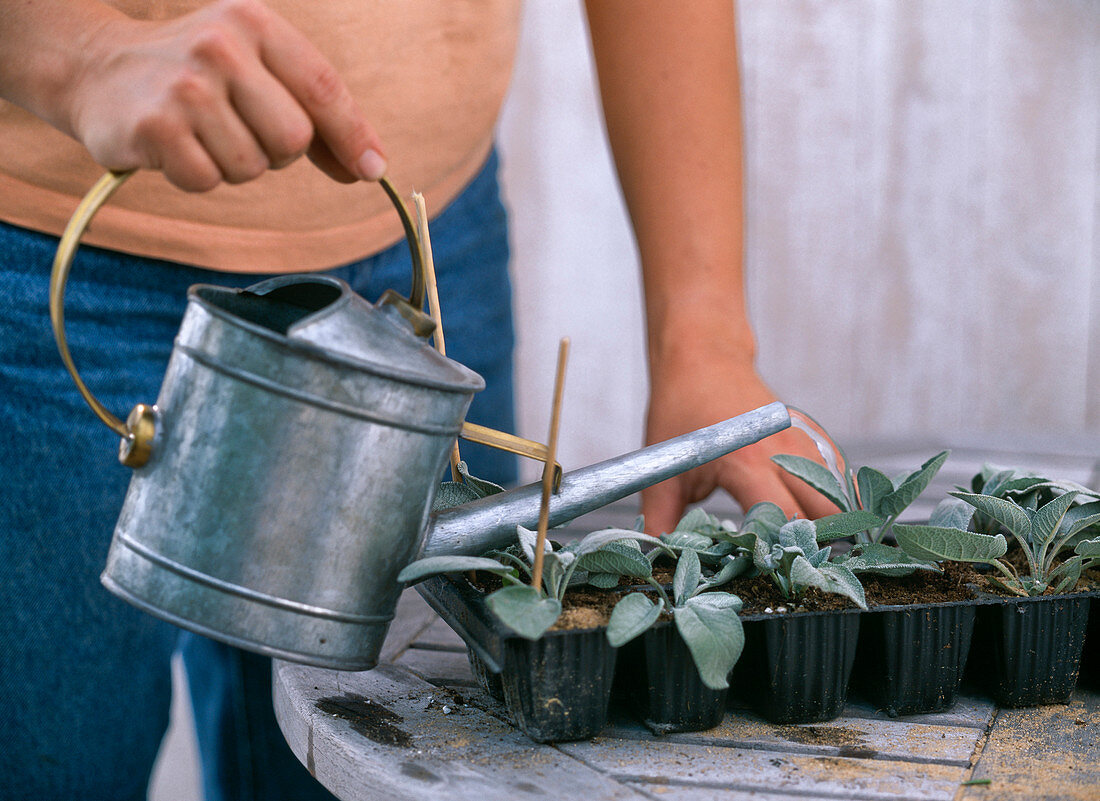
[{"xmin": 0, "ymin": 0, "xmax": 521, "ymax": 271}]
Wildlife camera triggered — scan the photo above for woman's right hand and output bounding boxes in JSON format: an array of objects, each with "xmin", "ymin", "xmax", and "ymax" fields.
[{"xmin": 17, "ymin": 0, "xmax": 386, "ymax": 191}]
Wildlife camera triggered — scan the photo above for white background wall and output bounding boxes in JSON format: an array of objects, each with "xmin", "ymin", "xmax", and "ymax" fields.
[{"xmin": 499, "ymin": 0, "xmax": 1100, "ymax": 483}]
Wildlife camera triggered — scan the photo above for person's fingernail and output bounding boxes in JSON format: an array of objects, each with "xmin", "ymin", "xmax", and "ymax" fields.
[{"xmin": 356, "ymin": 149, "xmax": 387, "ymax": 181}]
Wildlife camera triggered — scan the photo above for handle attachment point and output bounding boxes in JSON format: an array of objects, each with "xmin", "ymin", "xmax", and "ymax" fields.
[{"xmin": 118, "ymin": 403, "xmax": 157, "ymax": 467}]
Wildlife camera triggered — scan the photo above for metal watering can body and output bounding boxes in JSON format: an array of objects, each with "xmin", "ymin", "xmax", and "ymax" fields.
[
  {"xmin": 102, "ymin": 274, "xmax": 483, "ymax": 669},
  {"xmin": 50, "ymin": 173, "xmax": 792, "ymax": 671}
]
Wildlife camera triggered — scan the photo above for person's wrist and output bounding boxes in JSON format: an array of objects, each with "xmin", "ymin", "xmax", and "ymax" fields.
[
  {"xmin": 646, "ymin": 312, "xmax": 757, "ymax": 381},
  {"xmin": 63, "ymin": 11, "xmax": 140, "ymax": 138},
  {"xmin": 19, "ymin": 2, "xmax": 123, "ymax": 137}
]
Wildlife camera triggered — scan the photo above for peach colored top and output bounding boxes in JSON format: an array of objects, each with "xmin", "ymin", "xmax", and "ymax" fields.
[{"xmin": 0, "ymin": 0, "xmax": 521, "ymax": 272}]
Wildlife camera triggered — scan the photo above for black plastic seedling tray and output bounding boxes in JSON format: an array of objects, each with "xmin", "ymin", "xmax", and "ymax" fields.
[
  {"xmin": 732, "ymin": 607, "xmax": 862, "ymax": 724},
  {"xmin": 417, "ymin": 575, "xmax": 616, "ymax": 742},
  {"xmin": 417, "ymin": 573, "xmax": 1100, "ymax": 740},
  {"xmin": 966, "ymin": 591, "xmax": 1092, "ymax": 707},
  {"xmin": 614, "ymin": 619, "xmax": 729, "ymax": 734},
  {"xmin": 851, "ymin": 599, "xmax": 978, "ymax": 717},
  {"xmin": 1081, "ymin": 600, "xmax": 1100, "ymax": 689}
]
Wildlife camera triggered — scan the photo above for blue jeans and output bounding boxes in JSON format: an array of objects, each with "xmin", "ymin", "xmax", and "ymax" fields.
[{"xmin": 0, "ymin": 152, "xmax": 515, "ymax": 800}]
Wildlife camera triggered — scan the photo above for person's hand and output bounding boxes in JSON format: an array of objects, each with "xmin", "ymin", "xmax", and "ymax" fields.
[
  {"xmin": 62, "ymin": 0, "xmax": 385, "ymax": 191},
  {"xmin": 641, "ymin": 345, "xmax": 839, "ymax": 536}
]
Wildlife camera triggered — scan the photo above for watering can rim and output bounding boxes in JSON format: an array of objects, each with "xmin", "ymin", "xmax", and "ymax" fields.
[{"xmin": 187, "ymin": 274, "xmax": 486, "ymax": 395}]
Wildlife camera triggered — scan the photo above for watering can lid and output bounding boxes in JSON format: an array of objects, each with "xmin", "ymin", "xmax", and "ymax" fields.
[{"xmin": 193, "ymin": 274, "xmax": 485, "ymax": 393}]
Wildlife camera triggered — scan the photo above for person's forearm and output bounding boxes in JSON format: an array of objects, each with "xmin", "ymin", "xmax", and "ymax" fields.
[
  {"xmin": 0, "ymin": 0, "xmax": 123, "ymax": 134},
  {"xmin": 583, "ymin": 0, "xmax": 754, "ymax": 375},
  {"xmin": 585, "ymin": 1, "xmax": 835, "ymax": 527}
]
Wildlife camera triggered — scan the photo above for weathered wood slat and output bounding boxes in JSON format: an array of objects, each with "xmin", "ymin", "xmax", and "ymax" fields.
[
  {"xmin": 378, "ymin": 589, "xmax": 443, "ymax": 664},
  {"xmin": 959, "ymin": 692, "xmax": 1100, "ymax": 801},
  {"xmin": 841, "ymin": 694, "xmax": 996, "ymax": 730},
  {"xmin": 601, "ymin": 714, "xmax": 979, "ymax": 767},
  {"xmin": 393, "ymin": 648, "xmax": 477, "ymax": 687},
  {"xmin": 558, "ymin": 737, "xmax": 968, "ymax": 801},
  {"xmin": 725, "ymin": 693, "xmax": 995, "ymax": 732},
  {"xmin": 412, "ymin": 616, "xmax": 468, "ymax": 651},
  {"xmin": 273, "ymin": 661, "xmax": 650, "ymax": 801},
  {"xmin": 616, "ymin": 788, "xmax": 885, "ymax": 801}
]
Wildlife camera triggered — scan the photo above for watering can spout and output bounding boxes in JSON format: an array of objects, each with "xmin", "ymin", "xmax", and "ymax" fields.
[{"xmin": 420, "ymin": 401, "xmax": 791, "ymax": 558}]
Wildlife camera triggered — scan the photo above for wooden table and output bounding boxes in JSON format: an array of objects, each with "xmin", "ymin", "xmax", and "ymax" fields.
[
  {"xmin": 274, "ymin": 447, "xmax": 1100, "ymax": 801},
  {"xmin": 274, "ymin": 585, "xmax": 1099, "ymax": 801}
]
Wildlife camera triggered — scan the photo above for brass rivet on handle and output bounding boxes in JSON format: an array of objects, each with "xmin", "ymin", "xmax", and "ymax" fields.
[{"xmin": 118, "ymin": 403, "xmax": 158, "ymax": 468}]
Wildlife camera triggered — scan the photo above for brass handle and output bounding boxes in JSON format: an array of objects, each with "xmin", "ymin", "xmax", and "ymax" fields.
[
  {"xmin": 378, "ymin": 177, "xmax": 426, "ymax": 311},
  {"xmin": 48, "ymin": 171, "xmax": 156, "ymax": 467},
  {"xmin": 49, "ymin": 170, "xmax": 432, "ymax": 468}
]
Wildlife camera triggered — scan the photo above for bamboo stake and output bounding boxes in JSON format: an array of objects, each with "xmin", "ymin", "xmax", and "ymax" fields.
[
  {"xmin": 413, "ymin": 192, "xmax": 461, "ymax": 482},
  {"xmin": 531, "ymin": 337, "xmax": 569, "ymax": 594}
]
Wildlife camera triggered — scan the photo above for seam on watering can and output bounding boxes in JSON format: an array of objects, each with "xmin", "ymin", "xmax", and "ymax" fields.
[
  {"xmin": 185, "ymin": 285, "xmax": 485, "ymax": 394},
  {"xmin": 116, "ymin": 534, "xmax": 394, "ymax": 625},
  {"xmin": 102, "ymin": 575, "xmax": 380, "ymax": 669},
  {"xmin": 176, "ymin": 343, "xmax": 466, "ymax": 436}
]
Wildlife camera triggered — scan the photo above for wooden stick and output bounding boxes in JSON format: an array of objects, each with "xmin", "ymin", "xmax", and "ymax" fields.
[
  {"xmin": 531, "ymin": 337, "xmax": 569, "ymax": 593},
  {"xmin": 413, "ymin": 192, "xmax": 461, "ymax": 482}
]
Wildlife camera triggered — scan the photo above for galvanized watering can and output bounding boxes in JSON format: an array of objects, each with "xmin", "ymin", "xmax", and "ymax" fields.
[{"xmin": 49, "ymin": 172, "xmax": 792, "ymax": 670}]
